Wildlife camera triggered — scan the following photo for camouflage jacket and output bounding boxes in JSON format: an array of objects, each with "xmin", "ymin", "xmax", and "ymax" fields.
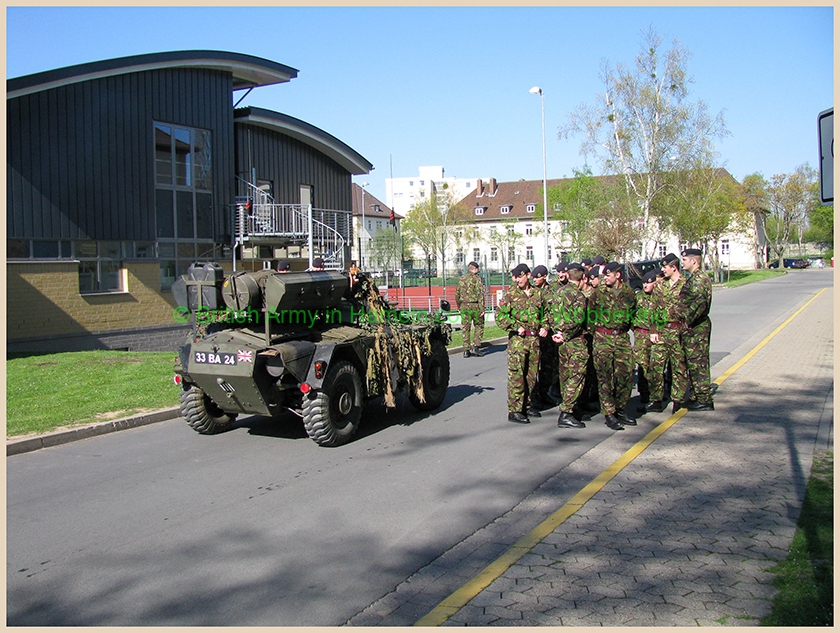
[
  {"xmin": 588, "ymin": 283, "xmax": 637, "ymax": 332},
  {"xmin": 633, "ymin": 290, "xmax": 656, "ymax": 331},
  {"xmin": 455, "ymin": 272, "xmax": 485, "ymax": 308},
  {"xmin": 679, "ymin": 269, "xmax": 712, "ymax": 328},
  {"xmin": 496, "ymin": 283, "xmax": 547, "ymax": 333},
  {"xmin": 651, "ymin": 276, "xmax": 686, "ymax": 331},
  {"xmin": 547, "ymin": 283, "xmax": 588, "ymax": 340}
]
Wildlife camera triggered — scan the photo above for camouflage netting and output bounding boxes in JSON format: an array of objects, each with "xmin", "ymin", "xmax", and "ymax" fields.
[{"xmin": 349, "ymin": 273, "xmax": 450, "ymax": 408}]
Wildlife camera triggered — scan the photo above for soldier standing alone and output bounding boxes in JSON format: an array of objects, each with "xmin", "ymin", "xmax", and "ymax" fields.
[
  {"xmin": 455, "ymin": 261, "xmax": 485, "ymax": 358},
  {"xmin": 496, "ymin": 263, "xmax": 548, "ymax": 424},
  {"xmin": 679, "ymin": 248, "xmax": 715, "ymax": 411}
]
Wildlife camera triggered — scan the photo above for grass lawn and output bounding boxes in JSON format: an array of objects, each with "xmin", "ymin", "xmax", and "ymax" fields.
[
  {"xmin": 448, "ymin": 324, "xmax": 507, "ymax": 351},
  {"xmin": 721, "ymin": 269, "xmax": 787, "ymax": 288},
  {"xmin": 7, "ymin": 350, "xmax": 180, "ymax": 437},
  {"xmin": 761, "ymin": 450, "xmax": 834, "ymax": 626}
]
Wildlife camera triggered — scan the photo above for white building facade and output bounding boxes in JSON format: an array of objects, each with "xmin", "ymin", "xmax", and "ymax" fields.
[{"xmin": 386, "ymin": 166, "xmax": 481, "ymax": 218}]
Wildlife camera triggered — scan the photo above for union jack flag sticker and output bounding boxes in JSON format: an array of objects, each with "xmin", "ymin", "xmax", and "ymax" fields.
[{"xmin": 237, "ymin": 349, "xmax": 253, "ymax": 363}]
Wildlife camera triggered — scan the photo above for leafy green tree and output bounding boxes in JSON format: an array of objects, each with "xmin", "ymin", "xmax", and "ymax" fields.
[
  {"xmin": 560, "ymin": 27, "xmax": 729, "ymax": 258},
  {"xmin": 741, "ymin": 173, "xmax": 771, "ymax": 268},
  {"xmin": 804, "ymin": 203, "xmax": 834, "ymax": 249},
  {"xmin": 484, "ymin": 221, "xmax": 524, "ymax": 290},
  {"xmin": 368, "ymin": 226, "xmax": 402, "ymax": 274},
  {"xmin": 764, "ymin": 164, "xmax": 819, "ymax": 267}
]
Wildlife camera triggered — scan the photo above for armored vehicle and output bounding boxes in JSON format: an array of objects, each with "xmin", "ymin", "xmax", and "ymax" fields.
[{"xmin": 172, "ymin": 263, "xmax": 451, "ymax": 447}]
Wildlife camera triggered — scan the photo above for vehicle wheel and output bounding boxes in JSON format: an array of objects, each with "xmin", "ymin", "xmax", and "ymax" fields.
[
  {"xmin": 301, "ymin": 360, "xmax": 363, "ymax": 447},
  {"xmin": 180, "ymin": 383, "xmax": 236, "ymax": 434},
  {"xmin": 409, "ymin": 338, "xmax": 450, "ymax": 411}
]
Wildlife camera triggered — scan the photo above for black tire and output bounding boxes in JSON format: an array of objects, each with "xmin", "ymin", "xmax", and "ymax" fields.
[
  {"xmin": 180, "ymin": 383, "xmax": 236, "ymax": 434},
  {"xmin": 301, "ymin": 360, "xmax": 363, "ymax": 447},
  {"xmin": 409, "ymin": 338, "xmax": 450, "ymax": 411}
]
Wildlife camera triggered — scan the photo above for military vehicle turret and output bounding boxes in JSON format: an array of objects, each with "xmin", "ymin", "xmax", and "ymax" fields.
[{"xmin": 172, "ymin": 263, "xmax": 451, "ymax": 447}]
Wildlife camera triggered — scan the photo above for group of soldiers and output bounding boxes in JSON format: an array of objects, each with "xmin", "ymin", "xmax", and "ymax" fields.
[{"xmin": 455, "ymin": 250, "xmax": 714, "ymax": 431}]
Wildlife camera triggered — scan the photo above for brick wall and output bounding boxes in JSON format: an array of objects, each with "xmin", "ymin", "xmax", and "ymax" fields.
[{"xmin": 7, "ymin": 261, "xmax": 188, "ymax": 352}]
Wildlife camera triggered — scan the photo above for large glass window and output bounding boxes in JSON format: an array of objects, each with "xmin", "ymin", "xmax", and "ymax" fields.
[
  {"xmin": 155, "ymin": 122, "xmax": 214, "ymax": 290},
  {"xmin": 75, "ymin": 241, "xmax": 125, "ymax": 294}
]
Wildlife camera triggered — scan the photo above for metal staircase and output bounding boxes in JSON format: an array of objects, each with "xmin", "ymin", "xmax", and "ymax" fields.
[{"xmin": 232, "ymin": 179, "xmax": 348, "ymax": 271}]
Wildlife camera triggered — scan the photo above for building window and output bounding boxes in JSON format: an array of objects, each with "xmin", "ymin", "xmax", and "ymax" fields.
[
  {"xmin": 526, "ymin": 204, "xmax": 536, "ymax": 213},
  {"xmin": 658, "ymin": 243, "xmax": 667, "ymax": 258},
  {"xmin": 526, "ymin": 246, "xmax": 534, "ymax": 261},
  {"xmin": 155, "ymin": 122, "xmax": 213, "ymax": 291},
  {"xmin": 547, "ymin": 246, "xmax": 552, "ymax": 261},
  {"xmin": 76, "ymin": 240, "xmax": 126, "ymax": 294},
  {"xmin": 490, "ymin": 247, "xmax": 498, "ymax": 262},
  {"xmin": 506, "ymin": 226, "xmax": 515, "ymax": 236},
  {"xmin": 721, "ymin": 240, "xmax": 730, "ymax": 256},
  {"xmin": 525, "ymin": 225, "xmax": 533, "ymax": 236},
  {"xmin": 500, "ymin": 205, "xmax": 511, "ymax": 214},
  {"xmin": 409, "ymin": 181, "xmax": 414, "ymax": 186},
  {"xmin": 508, "ymin": 246, "xmax": 515, "ymax": 262},
  {"xmin": 456, "ymin": 250, "xmax": 464, "ymax": 265},
  {"xmin": 474, "ymin": 207, "xmax": 485, "ymax": 216},
  {"xmin": 473, "ymin": 248, "xmax": 480, "ymax": 262}
]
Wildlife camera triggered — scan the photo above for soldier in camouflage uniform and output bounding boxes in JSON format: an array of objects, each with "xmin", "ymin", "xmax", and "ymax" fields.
[
  {"xmin": 548, "ymin": 263, "xmax": 589, "ymax": 429},
  {"xmin": 579, "ymin": 267, "xmax": 601, "ymax": 410},
  {"xmin": 455, "ymin": 261, "xmax": 485, "ymax": 358},
  {"xmin": 647, "ymin": 253, "xmax": 690, "ymax": 413},
  {"xmin": 530, "ymin": 265, "xmax": 560, "ymax": 410},
  {"xmin": 588, "ymin": 262, "xmax": 637, "ymax": 430},
  {"xmin": 633, "ymin": 269, "xmax": 659, "ymax": 413},
  {"xmin": 496, "ymin": 263, "xmax": 549, "ymax": 424},
  {"xmin": 679, "ymin": 248, "xmax": 714, "ymax": 411}
]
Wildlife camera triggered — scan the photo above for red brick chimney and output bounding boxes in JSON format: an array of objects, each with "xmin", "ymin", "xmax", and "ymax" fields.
[
  {"xmin": 476, "ymin": 179, "xmax": 484, "ymax": 196},
  {"xmin": 488, "ymin": 178, "xmax": 497, "ymax": 195}
]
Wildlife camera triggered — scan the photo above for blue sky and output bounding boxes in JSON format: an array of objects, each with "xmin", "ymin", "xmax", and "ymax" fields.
[{"xmin": 6, "ymin": 6, "xmax": 833, "ymax": 204}]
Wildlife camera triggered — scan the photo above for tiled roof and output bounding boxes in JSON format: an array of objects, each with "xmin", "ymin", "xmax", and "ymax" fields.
[
  {"xmin": 352, "ymin": 184, "xmax": 401, "ymax": 219},
  {"xmin": 459, "ymin": 178, "xmax": 570, "ymax": 222}
]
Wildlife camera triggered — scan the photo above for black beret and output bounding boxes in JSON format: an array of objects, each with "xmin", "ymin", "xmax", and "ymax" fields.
[
  {"xmin": 555, "ymin": 261, "xmax": 569, "ymax": 272},
  {"xmin": 661, "ymin": 253, "xmax": 679, "ymax": 266},
  {"xmin": 581, "ymin": 258, "xmax": 592, "ymax": 266},
  {"xmin": 588, "ymin": 268, "xmax": 600, "ymax": 278},
  {"xmin": 642, "ymin": 269, "xmax": 660, "ymax": 283},
  {"xmin": 468, "ymin": 261, "xmax": 480, "ymax": 269},
  {"xmin": 592, "ymin": 255, "xmax": 606, "ymax": 265},
  {"xmin": 681, "ymin": 248, "xmax": 702, "ymax": 257},
  {"xmin": 567, "ymin": 263, "xmax": 585, "ymax": 272},
  {"xmin": 510, "ymin": 263, "xmax": 531, "ymax": 277},
  {"xmin": 312, "ymin": 257, "xmax": 325, "ymax": 268},
  {"xmin": 276, "ymin": 259, "xmax": 290, "ymax": 271},
  {"xmin": 532, "ymin": 265, "xmax": 549, "ymax": 278},
  {"xmin": 603, "ymin": 261, "xmax": 623, "ymax": 274}
]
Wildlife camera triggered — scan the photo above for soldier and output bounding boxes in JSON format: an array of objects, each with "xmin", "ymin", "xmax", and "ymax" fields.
[
  {"xmin": 309, "ymin": 257, "xmax": 325, "ymax": 271},
  {"xmin": 496, "ymin": 263, "xmax": 549, "ymax": 424},
  {"xmin": 647, "ymin": 253, "xmax": 690, "ymax": 413},
  {"xmin": 275, "ymin": 259, "xmax": 291, "ymax": 273},
  {"xmin": 588, "ymin": 261, "xmax": 637, "ymax": 430},
  {"xmin": 530, "ymin": 265, "xmax": 560, "ymax": 410},
  {"xmin": 633, "ymin": 269, "xmax": 659, "ymax": 413},
  {"xmin": 549, "ymin": 263, "xmax": 589, "ymax": 428},
  {"xmin": 679, "ymin": 248, "xmax": 715, "ymax": 411},
  {"xmin": 579, "ymin": 266, "xmax": 601, "ymax": 410},
  {"xmin": 554, "ymin": 261, "xmax": 570, "ymax": 289},
  {"xmin": 455, "ymin": 261, "xmax": 486, "ymax": 358}
]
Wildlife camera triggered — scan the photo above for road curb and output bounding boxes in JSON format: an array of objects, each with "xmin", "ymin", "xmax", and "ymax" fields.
[{"xmin": 7, "ymin": 407, "xmax": 182, "ymax": 456}]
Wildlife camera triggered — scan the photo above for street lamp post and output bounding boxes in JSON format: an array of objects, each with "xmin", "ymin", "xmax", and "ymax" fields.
[
  {"xmin": 360, "ymin": 182, "xmax": 369, "ymax": 269},
  {"xmin": 529, "ymin": 86, "xmax": 549, "ymax": 266}
]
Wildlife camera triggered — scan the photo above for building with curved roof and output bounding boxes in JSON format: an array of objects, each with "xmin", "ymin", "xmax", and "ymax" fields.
[{"xmin": 7, "ymin": 50, "xmax": 372, "ymax": 353}]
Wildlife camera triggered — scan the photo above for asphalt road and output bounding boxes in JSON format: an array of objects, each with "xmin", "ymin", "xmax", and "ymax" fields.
[{"xmin": 6, "ymin": 268, "xmax": 832, "ymax": 626}]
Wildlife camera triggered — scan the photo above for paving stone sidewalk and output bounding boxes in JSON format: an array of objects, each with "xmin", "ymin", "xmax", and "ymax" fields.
[{"xmin": 348, "ymin": 288, "xmax": 833, "ymax": 626}]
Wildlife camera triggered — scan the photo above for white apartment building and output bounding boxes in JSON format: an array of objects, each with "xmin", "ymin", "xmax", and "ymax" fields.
[{"xmin": 386, "ymin": 166, "xmax": 481, "ymax": 217}]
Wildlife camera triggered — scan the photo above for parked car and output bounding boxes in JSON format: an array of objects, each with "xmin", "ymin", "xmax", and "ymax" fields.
[
  {"xmin": 808, "ymin": 257, "xmax": 826, "ymax": 268},
  {"xmin": 625, "ymin": 259, "xmax": 661, "ymax": 292},
  {"xmin": 769, "ymin": 258, "xmax": 809, "ymax": 269}
]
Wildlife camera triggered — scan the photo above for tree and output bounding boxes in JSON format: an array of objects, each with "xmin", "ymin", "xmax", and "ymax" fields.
[
  {"xmin": 764, "ymin": 164, "xmax": 819, "ymax": 267},
  {"xmin": 741, "ymin": 173, "xmax": 771, "ymax": 268},
  {"xmin": 368, "ymin": 226, "xmax": 402, "ymax": 274},
  {"xmin": 804, "ymin": 203, "xmax": 834, "ymax": 250},
  {"xmin": 560, "ymin": 26, "xmax": 729, "ymax": 258},
  {"xmin": 484, "ymin": 221, "xmax": 524, "ymax": 290},
  {"xmin": 545, "ymin": 168, "xmax": 599, "ymax": 259},
  {"xmin": 400, "ymin": 188, "xmax": 472, "ymax": 280}
]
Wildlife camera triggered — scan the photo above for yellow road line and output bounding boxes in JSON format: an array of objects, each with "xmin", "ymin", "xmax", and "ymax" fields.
[{"xmin": 414, "ymin": 287, "xmax": 829, "ymax": 627}]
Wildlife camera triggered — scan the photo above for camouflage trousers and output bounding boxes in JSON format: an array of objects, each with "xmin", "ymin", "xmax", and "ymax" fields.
[
  {"xmin": 507, "ymin": 333, "xmax": 541, "ymax": 413},
  {"xmin": 581, "ymin": 333, "xmax": 599, "ymax": 403},
  {"xmin": 634, "ymin": 331, "xmax": 652, "ymax": 403},
  {"xmin": 533, "ymin": 335, "xmax": 559, "ymax": 404},
  {"xmin": 557, "ymin": 335, "xmax": 589, "ymax": 414},
  {"xmin": 648, "ymin": 327, "xmax": 689, "ymax": 403},
  {"xmin": 592, "ymin": 330, "xmax": 634, "ymax": 416},
  {"xmin": 461, "ymin": 302, "xmax": 485, "ymax": 350},
  {"xmin": 681, "ymin": 318, "xmax": 713, "ymax": 404}
]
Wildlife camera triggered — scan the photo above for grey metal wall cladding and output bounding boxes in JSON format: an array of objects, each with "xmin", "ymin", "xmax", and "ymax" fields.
[
  {"xmin": 7, "ymin": 68, "xmax": 234, "ymax": 241},
  {"xmin": 234, "ymin": 123, "xmax": 352, "ymax": 211}
]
